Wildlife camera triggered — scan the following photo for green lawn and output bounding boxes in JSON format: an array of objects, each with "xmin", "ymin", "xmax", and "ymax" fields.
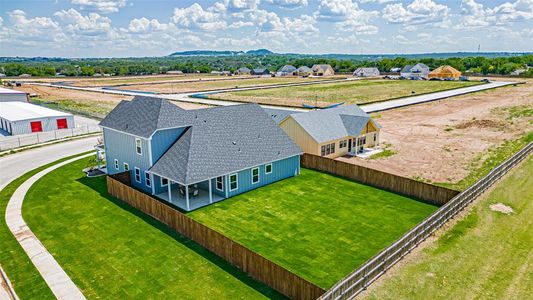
[
  {"xmin": 22, "ymin": 158, "xmax": 282, "ymax": 299},
  {"xmin": 365, "ymin": 155, "xmax": 533, "ymax": 299},
  {"xmin": 208, "ymin": 80, "xmax": 481, "ymax": 107},
  {"xmin": 188, "ymin": 169, "xmax": 438, "ymax": 289},
  {"xmin": 0, "ymin": 153, "xmax": 93, "ymax": 300}
]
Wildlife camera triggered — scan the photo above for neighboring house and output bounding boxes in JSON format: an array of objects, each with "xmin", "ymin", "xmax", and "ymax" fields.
[
  {"xmin": 400, "ymin": 63, "xmax": 430, "ymax": 79},
  {"xmin": 276, "ymin": 65, "xmax": 296, "ymax": 76},
  {"xmin": 235, "ymin": 67, "xmax": 251, "ymax": 75},
  {"xmin": 0, "ymin": 87, "xmax": 28, "ymax": 102},
  {"xmin": 167, "ymin": 70, "xmax": 184, "ymax": 75},
  {"xmin": 428, "ymin": 65, "xmax": 462, "ymax": 79},
  {"xmin": 251, "ymin": 68, "xmax": 271, "ymax": 76},
  {"xmin": 353, "ymin": 67, "xmax": 380, "ymax": 77},
  {"xmin": 312, "ymin": 64, "xmax": 335, "ymax": 76},
  {"xmin": 0, "ymin": 102, "xmax": 74, "ymax": 135},
  {"xmin": 294, "ymin": 66, "xmax": 312, "ymax": 77},
  {"xmin": 390, "ymin": 67, "xmax": 401, "ymax": 73},
  {"xmin": 278, "ymin": 105, "xmax": 381, "ymax": 159},
  {"xmin": 100, "ymin": 96, "xmax": 303, "ymax": 211}
]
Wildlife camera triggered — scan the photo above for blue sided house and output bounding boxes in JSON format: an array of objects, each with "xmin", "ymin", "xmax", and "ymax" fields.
[{"xmin": 99, "ymin": 96, "xmax": 303, "ymax": 211}]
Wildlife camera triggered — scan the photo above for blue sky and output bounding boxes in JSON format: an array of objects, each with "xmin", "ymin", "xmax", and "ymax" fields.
[{"xmin": 1, "ymin": 0, "xmax": 532, "ymax": 57}]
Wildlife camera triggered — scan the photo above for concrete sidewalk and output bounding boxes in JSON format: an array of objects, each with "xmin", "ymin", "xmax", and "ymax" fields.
[{"xmin": 6, "ymin": 154, "xmax": 92, "ymax": 300}]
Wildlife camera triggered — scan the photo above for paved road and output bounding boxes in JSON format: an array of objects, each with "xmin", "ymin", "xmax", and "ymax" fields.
[
  {"xmin": 360, "ymin": 81, "xmax": 516, "ymax": 113},
  {"xmin": 0, "ymin": 136, "xmax": 98, "ymax": 190}
]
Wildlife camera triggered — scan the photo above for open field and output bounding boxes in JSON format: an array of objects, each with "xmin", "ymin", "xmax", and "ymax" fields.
[
  {"xmin": 189, "ymin": 168, "xmax": 437, "ymax": 289},
  {"xmin": 115, "ymin": 76, "xmax": 340, "ymax": 94},
  {"xmin": 13, "ymin": 85, "xmax": 205, "ymax": 119},
  {"xmin": 363, "ymin": 155, "xmax": 533, "ymax": 300},
  {"xmin": 21, "ymin": 157, "xmax": 281, "ymax": 299},
  {"xmin": 339, "ymin": 81, "xmax": 533, "ymax": 190},
  {"xmin": 9, "ymin": 74, "xmax": 227, "ymax": 86},
  {"xmin": 207, "ymin": 79, "xmax": 481, "ymax": 107}
]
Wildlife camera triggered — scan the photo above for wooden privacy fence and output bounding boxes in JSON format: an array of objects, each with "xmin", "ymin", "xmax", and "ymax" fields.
[
  {"xmin": 107, "ymin": 175, "xmax": 325, "ymax": 300},
  {"xmin": 319, "ymin": 142, "xmax": 533, "ymax": 300},
  {"xmin": 301, "ymin": 154, "xmax": 459, "ymax": 205}
]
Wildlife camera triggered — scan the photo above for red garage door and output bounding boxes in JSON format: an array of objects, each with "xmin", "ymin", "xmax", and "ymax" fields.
[
  {"xmin": 56, "ymin": 118, "xmax": 68, "ymax": 129},
  {"xmin": 30, "ymin": 121, "xmax": 43, "ymax": 132}
]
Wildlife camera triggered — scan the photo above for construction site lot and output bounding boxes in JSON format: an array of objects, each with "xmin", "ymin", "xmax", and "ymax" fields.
[
  {"xmin": 112, "ymin": 76, "xmax": 344, "ymax": 94},
  {"xmin": 339, "ymin": 80, "xmax": 533, "ymax": 191},
  {"xmin": 206, "ymin": 79, "xmax": 482, "ymax": 107},
  {"xmin": 14, "ymin": 85, "xmax": 205, "ymax": 119}
]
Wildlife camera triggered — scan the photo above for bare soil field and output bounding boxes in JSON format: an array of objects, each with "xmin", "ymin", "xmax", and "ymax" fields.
[
  {"xmin": 208, "ymin": 80, "xmax": 480, "ymax": 107},
  {"xmin": 115, "ymin": 76, "xmax": 339, "ymax": 94},
  {"xmin": 14, "ymin": 85, "xmax": 205, "ymax": 118},
  {"xmin": 338, "ymin": 81, "xmax": 533, "ymax": 188}
]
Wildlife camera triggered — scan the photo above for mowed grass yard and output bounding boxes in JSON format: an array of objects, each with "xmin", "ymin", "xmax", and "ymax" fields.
[
  {"xmin": 22, "ymin": 157, "xmax": 283, "ymax": 299},
  {"xmin": 208, "ymin": 79, "xmax": 481, "ymax": 107},
  {"xmin": 364, "ymin": 155, "xmax": 533, "ymax": 300},
  {"xmin": 189, "ymin": 168, "xmax": 438, "ymax": 289}
]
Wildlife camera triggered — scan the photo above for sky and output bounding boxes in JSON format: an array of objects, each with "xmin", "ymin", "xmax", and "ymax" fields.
[{"xmin": 0, "ymin": 0, "xmax": 532, "ymax": 57}]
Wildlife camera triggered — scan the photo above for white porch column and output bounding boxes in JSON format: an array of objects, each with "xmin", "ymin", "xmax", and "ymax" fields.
[
  {"xmin": 224, "ymin": 175, "xmax": 229, "ymax": 198},
  {"xmin": 185, "ymin": 185, "xmax": 190, "ymax": 211},
  {"xmin": 208, "ymin": 179, "xmax": 213, "ymax": 204},
  {"xmin": 376, "ymin": 132, "xmax": 380, "ymax": 147},
  {"xmin": 167, "ymin": 179, "xmax": 172, "ymax": 203}
]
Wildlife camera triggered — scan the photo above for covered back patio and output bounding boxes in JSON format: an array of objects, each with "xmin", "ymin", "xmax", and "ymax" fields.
[{"xmin": 153, "ymin": 175, "xmax": 226, "ymax": 211}]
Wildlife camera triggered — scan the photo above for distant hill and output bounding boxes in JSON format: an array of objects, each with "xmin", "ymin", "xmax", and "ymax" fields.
[{"xmin": 246, "ymin": 49, "xmax": 274, "ymax": 55}]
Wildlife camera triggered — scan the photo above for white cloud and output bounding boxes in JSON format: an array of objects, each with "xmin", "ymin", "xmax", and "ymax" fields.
[
  {"xmin": 266, "ymin": 0, "xmax": 309, "ymax": 9},
  {"xmin": 457, "ymin": 0, "xmax": 533, "ymax": 29},
  {"xmin": 382, "ymin": 0, "xmax": 450, "ymax": 27},
  {"xmin": 224, "ymin": 0, "xmax": 260, "ymax": 11},
  {"xmin": 360, "ymin": 0, "xmax": 397, "ymax": 4},
  {"xmin": 71, "ymin": 0, "xmax": 127, "ymax": 14},
  {"xmin": 315, "ymin": 0, "xmax": 379, "ymax": 34},
  {"xmin": 54, "ymin": 9, "xmax": 112, "ymax": 36},
  {"xmin": 128, "ymin": 17, "xmax": 170, "ymax": 33},
  {"xmin": 172, "ymin": 3, "xmax": 227, "ymax": 30}
]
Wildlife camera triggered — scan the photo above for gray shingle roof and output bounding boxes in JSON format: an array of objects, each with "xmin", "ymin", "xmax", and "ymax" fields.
[
  {"xmin": 262, "ymin": 107, "xmax": 294, "ymax": 124},
  {"xmin": 277, "ymin": 65, "xmax": 296, "ymax": 73},
  {"xmin": 150, "ymin": 103, "xmax": 303, "ymax": 184},
  {"xmin": 102, "ymin": 96, "xmax": 302, "ymax": 185},
  {"xmin": 99, "ymin": 96, "xmax": 185, "ymax": 138},
  {"xmin": 312, "ymin": 64, "xmax": 332, "ymax": 71},
  {"xmin": 289, "ymin": 105, "xmax": 380, "ymax": 144},
  {"xmin": 297, "ymin": 66, "xmax": 312, "ymax": 72},
  {"xmin": 401, "ymin": 65, "xmax": 413, "ymax": 73}
]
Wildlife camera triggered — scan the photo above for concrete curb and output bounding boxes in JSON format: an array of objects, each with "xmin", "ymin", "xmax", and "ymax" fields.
[{"xmin": 5, "ymin": 154, "xmax": 93, "ymax": 300}]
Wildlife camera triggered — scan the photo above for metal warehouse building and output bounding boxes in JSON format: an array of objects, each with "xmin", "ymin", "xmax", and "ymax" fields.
[
  {"xmin": 0, "ymin": 87, "xmax": 28, "ymax": 102},
  {"xmin": 0, "ymin": 102, "xmax": 75, "ymax": 135}
]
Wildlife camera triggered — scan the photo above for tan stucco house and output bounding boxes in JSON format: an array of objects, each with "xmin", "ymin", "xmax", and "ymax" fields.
[{"xmin": 278, "ymin": 105, "xmax": 381, "ymax": 158}]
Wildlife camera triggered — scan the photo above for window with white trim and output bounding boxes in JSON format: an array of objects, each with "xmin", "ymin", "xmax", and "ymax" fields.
[
  {"xmin": 114, "ymin": 159, "xmax": 119, "ymax": 170},
  {"xmin": 161, "ymin": 177, "xmax": 168, "ymax": 187},
  {"xmin": 124, "ymin": 163, "xmax": 129, "ymax": 171},
  {"xmin": 229, "ymin": 173, "xmax": 238, "ymax": 191},
  {"xmin": 134, "ymin": 167, "xmax": 141, "ymax": 182},
  {"xmin": 145, "ymin": 171, "xmax": 151, "ymax": 187},
  {"xmin": 216, "ymin": 176, "xmax": 224, "ymax": 191},
  {"xmin": 265, "ymin": 164, "xmax": 272, "ymax": 174},
  {"xmin": 135, "ymin": 138, "xmax": 142, "ymax": 155},
  {"xmin": 251, "ymin": 167, "xmax": 259, "ymax": 184}
]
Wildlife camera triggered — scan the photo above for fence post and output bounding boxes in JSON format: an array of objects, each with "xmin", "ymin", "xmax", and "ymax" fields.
[
  {"xmin": 37, "ymin": 134, "xmax": 40, "ymax": 144},
  {"xmin": 18, "ymin": 137, "xmax": 21, "ymax": 148}
]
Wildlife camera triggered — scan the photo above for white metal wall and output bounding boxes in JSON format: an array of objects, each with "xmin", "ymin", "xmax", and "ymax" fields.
[
  {"xmin": 7, "ymin": 115, "xmax": 75, "ymax": 135},
  {"xmin": 0, "ymin": 94, "xmax": 28, "ymax": 102}
]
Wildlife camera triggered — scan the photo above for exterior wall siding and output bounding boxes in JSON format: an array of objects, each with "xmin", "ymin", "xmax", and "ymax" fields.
[
  {"xmin": 226, "ymin": 155, "xmax": 300, "ymax": 198},
  {"xmin": 279, "ymin": 117, "xmax": 319, "ymax": 156},
  {"xmin": 103, "ymin": 127, "xmax": 152, "ymax": 193},
  {"xmin": 7, "ymin": 115, "xmax": 74, "ymax": 135},
  {"xmin": 151, "ymin": 127, "xmax": 186, "ymax": 163}
]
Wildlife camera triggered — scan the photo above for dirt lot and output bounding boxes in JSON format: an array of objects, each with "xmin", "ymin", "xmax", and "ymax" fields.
[
  {"xmin": 14, "ymin": 85, "xmax": 205, "ymax": 118},
  {"xmin": 115, "ymin": 76, "xmax": 339, "ymax": 94},
  {"xmin": 208, "ymin": 79, "xmax": 480, "ymax": 107},
  {"xmin": 338, "ymin": 81, "xmax": 533, "ymax": 187}
]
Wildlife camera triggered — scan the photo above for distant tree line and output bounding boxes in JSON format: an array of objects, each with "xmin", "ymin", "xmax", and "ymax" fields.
[{"xmin": 1, "ymin": 54, "xmax": 532, "ymax": 77}]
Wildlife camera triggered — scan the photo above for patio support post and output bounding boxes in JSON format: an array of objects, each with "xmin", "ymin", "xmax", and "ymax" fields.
[
  {"xmin": 95, "ymin": 149, "xmax": 100, "ymax": 169},
  {"xmin": 185, "ymin": 185, "xmax": 190, "ymax": 211},
  {"xmin": 208, "ymin": 179, "xmax": 213, "ymax": 204},
  {"xmin": 225, "ymin": 175, "xmax": 229, "ymax": 198},
  {"xmin": 167, "ymin": 179, "xmax": 172, "ymax": 203}
]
